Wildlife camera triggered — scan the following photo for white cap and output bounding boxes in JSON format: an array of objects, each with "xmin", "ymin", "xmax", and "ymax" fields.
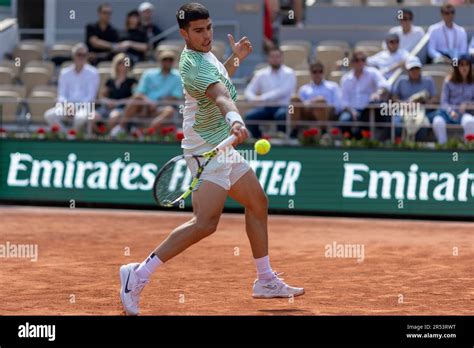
[
  {"xmin": 405, "ymin": 56, "xmax": 422, "ymax": 70},
  {"xmin": 138, "ymin": 2, "xmax": 154, "ymax": 12}
]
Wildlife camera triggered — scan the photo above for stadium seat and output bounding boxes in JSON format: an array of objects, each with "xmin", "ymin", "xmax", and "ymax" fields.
[
  {"xmin": 403, "ymin": 0, "xmax": 433, "ymax": 4},
  {"xmin": 281, "ymin": 41, "xmax": 311, "ymax": 57},
  {"xmin": 12, "ymin": 44, "xmax": 43, "ymax": 68},
  {"xmin": 354, "ymin": 40, "xmax": 382, "ymax": 57},
  {"xmin": 27, "ymin": 86, "xmax": 58, "ymax": 123},
  {"xmin": 328, "ymin": 70, "xmax": 346, "ymax": 85},
  {"xmin": 423, "ymin": 71, "xmax": 448, "ymax": 97},
  {"xmin": 48, "ymin": 42, "xmax": 74, "ymax": 64},
  {"xmin": 333, "ymin": 0, "xmax": 363, "ymax": 6},
  {"xmin": 20, "ymin": 67, "xmax": 51, "ymax": 95},
  {"xmin": 314, "ymin": 46, "xmax": 346, "ymax": 77},
  {"xmin": 423, "ymin": 64, "xmax": 452, "ymax": 74},
  {"xmin": 0, "ymin": 60, "xmax": 20, "ymax": 79},
  {"xmin": 25, "ymin": 61, "xmax": 55, "ymax": 80},
  {"xmin": 0, "ymin": 85, "xmax": 26, "ymax": 123},
  {"xmin": 0, "ymin": 66, "xmax": 14, "ymax": 84},
  {"xmin": 97, "ymin": 61, "xmax": 113, "ymax": 70},
  {"xmin": 281, "ymin": 45, "xmax": 309, "ymax": 70},
  {"xmin": 20, "ymin": 39, "xmax": 45, "ymax": 53},
  {"xmin": 295, "ymin": 71, "xmax": 312, "ymax": 90},
  {"xmin": 318, "ymin": 40, "xmax": 350, "ymax": 50},
  {"xmin": 159, "ymin": 40, "xmax": 186, "ymax": 52},
  {"xmin": 367, "ymin": 0, "xmax": 398, "ymax": 6},
  {"xmin": 211, "ymin": 40, "xmax": 226, "ymax": 61}
]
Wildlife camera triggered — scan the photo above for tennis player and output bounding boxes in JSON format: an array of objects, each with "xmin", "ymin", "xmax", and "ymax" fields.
[{"xmin": 120, "ymin": 2, "xmax": 304, "ymax": 315}]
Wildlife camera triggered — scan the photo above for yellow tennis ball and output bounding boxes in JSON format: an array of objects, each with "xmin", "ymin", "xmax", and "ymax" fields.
[{"xmin": 255, "ymin": 139, "xmax": 271, "ymax": 155}]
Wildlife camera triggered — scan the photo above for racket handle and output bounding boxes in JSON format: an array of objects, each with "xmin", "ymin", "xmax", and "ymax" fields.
[{"xmin": 215, "ymin": 134, "xmax": 237, "ymax": 152}]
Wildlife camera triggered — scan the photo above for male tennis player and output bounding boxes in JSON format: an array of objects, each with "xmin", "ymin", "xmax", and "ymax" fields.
[{"xmin": 120, "ymin": 2, "xmax": 304, "ymax": 315}]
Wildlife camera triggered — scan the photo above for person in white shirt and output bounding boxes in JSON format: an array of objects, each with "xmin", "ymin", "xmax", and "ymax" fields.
[
  {"xmin": 45, "ymin": 43, "xmax": 100, "ymax": 132},
  {"xmin": 428, "ymin": 4, "xmax": 468, "ymax": 63},
  {"xmin": 339, "ymin": 51, "xmax": 390, "ymax": 138},
  {"xmin": 292, "ymin": 61, "xmax": 342, "ymax": 134},
  {"xmin": 367, "ymin": 33, "xmax": 409, "ymax": 80},
  {"xmin": 244, "ymin": 47, "xmax": 296, "ymax": 138},
  {"xmin": 383, "ymin": 8, "xmax": 425, "ymax": 52}
]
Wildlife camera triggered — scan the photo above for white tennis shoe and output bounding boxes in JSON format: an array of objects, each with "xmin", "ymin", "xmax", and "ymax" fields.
[
  {"xmin": 252, "ymin": 272, "xmax": 305, "ymax": 299},
  {"xmin": 120, "ymin": 263, "xmax": 148, "ymax": 316}
]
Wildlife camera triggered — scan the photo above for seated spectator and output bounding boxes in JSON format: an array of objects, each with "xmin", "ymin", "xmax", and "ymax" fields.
[
  {"xmin": 45, "ymin": 44, "xmax": 99, "ymax": 132},
  {"xmin": 292, "ymin": 61, "xmax": 342, "ymax": 134},
  {"xmin": 339, "ymin": 51, "xmax": 390, "ymax": 138},
  {"xmin": 428, "ymin": 4, "xmax": 468, "ymax": 63},
  {"xmin": 98, "ymin": 53, "xmax": 137, "ymax": 132},
  {"xmin": 391, "ymin": 56, "xmax": 438, "ymax": 140},
  {"xmin": 367, "ymin": 33, "xmax": 409, "ymax": 80},
  {"xmin": 120, "ymin": 10, "xmax": 149, "ymax": 65},
  {"xmin": 244, "ymin": 47, "xmax": 296, "ymax": 138},
  {"xmin": 383, "ymin": 8, "xmax": 425, "ymax": 52},
  {"xmin": 110, "ymin": 50, "xmax": 183, "ymax": 136},
  {"xmin": 86, "ymin": 2, "xmax": 120, "ymax": 65},
  {"xmin": 138, "ymin": 2, "xmax": 163, "ymax": 48},
  {"xmin": 428, "ymin": 55, "xmax": 474, "ymax": 144}
]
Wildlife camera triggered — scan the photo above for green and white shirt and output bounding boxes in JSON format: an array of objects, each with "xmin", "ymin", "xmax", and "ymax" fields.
[{"xmin": 179, "ymin": 46, "xmax": 237, "ymax": 149}]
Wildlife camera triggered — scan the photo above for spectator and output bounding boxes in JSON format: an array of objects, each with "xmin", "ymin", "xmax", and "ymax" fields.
[
  {"xmin": 110, "ymin": 50, "xmax": 183, "ymax": 136},
  {"xmin": 120, "ymin": 10, "xmax": 149, "ymax": 65},
  {"xmin": 383, "ymin": 8, "xmax": 425, "ymax": 52},
  {"xmin": 138, "ymin": 2, "xmax": 163, "ymax": 48},
  {"xmin": 367, "ymin": 33, "xmax": 409, "ymax": 80},
  {"xmin": 45, "ymin": 44, "xmax": 99, "ymax": 132},
  {"xmin": 86, "ymin": 2, "xmax": 120, "ymax": 65},
  {"xmin": 429, "ymin": 55, "xmax": 474, "ymax": 144},
  {"xmin": 469, "ymin": 36, "xmax": 474, "ymax": 57},
  {"xmin": 98, "ymin": 53, "xmax": 137, "ymax": 132},
  {"xmin": 391, "ymin": 56, "xmax": 438, "ymax": 140},
  {"xmin": 244, "ymin": 47, "xmax": 296, "ymax": 138},
  {"xmin": 263, "ymin": 0, "xmax": 276, "ymax": 52},
  {"xmin": 428, "ymin": 4, "xmax": 468, "ymax": 63},
  {"xmin": 280, "ymin": 0, "xmax": 305, "ymax": 28},
  {"xmin": 293, "ymin": 60, "xmax": 342, "ymax": 132},
  {"xmin": 339, "ymin": 51, "xmax": 390, "ymax": 138}
]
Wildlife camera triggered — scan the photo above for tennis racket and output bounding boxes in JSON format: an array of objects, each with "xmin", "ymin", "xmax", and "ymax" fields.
[{"xmin": 152, "ymin": 134, "xmax": 237, "ymax": 207}]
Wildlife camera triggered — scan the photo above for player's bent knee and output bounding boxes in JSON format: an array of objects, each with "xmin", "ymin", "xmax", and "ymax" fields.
[{"xmin": 193, "ymin": 219, "xmax": 219, "ymax": 239}]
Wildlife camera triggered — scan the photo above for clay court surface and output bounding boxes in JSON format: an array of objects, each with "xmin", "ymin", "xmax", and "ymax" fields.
[{"xmin": 0, "ymin": 205, "xmax": 472, "ymax": 315}]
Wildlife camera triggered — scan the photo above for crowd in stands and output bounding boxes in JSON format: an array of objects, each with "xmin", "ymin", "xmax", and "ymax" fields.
[
  {"xmin": 1, "ymin": 1, "xmax": 474, "ymax": 145},
  {"xmin": 245, "ymin": 4, "xmax": 474, "ymax": 144}
]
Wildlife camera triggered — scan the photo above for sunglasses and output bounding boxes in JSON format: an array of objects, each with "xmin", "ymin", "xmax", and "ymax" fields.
[
  {"xmin": 75, "ymin": 52, "xmax": 87, "ymax": 57},
  {"xmin": 311, "ymin": 70, "xmax": 323, "ymax": 74},
  {"xmin": 162, "ymin": 57, "xmax": 174, "ymax": 61},
  {"xmin": 388, "ymin": 40, "xmax": 399, "ymax": 44},
  {"xmin": 442, "ymin": 11, "xmax": 454, "ymax": 15}
]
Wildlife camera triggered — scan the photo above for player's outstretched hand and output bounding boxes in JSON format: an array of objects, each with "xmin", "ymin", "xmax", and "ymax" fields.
[
  {"xmin": 228, "ymin": 34, "xmax": 253, "ymax": 62},
  {"xmin": 231, "ymin": 122, "xmax": 249, "ymax": 146}
]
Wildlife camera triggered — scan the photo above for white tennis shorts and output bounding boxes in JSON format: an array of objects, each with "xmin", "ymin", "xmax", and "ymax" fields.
[{"xmin": 183, "ymin": 142, "xmax": 251, "ymax": 191}]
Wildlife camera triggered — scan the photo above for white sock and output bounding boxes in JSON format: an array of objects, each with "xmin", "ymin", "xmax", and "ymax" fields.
[
  {"xmin": 135, "ymin": 253, "xmax": 163, "ymax": 281},
  {"xmin": 254, "ymin": 255, "xmax": 275, "ymax": 282},
  {"xmin": 432, "ymin": 116, "xmax": 447, "ymax": 145}
]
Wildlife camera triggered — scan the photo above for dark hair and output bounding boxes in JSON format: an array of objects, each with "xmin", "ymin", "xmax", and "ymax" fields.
[
  {"xmin": 440, "ymin": 4, "xmax": 455, "ymax": 14},
  {"xmin": 267, "ymin": 47, "xmax": 282, "ymax": 55},
  {"xmin": 351, "ymin": 50, "xmax": 367, "ymax": 62},
  {"xmin": 176, "ymin": 3, "xmax": 210, "ymax": 29},
  {"xmin": 126, "ymin": 10, "xmax": 141, "ymax": 29},
  {"xmin": 400, "ymin": 8, "xmax": 413, "ymax": 20},
  {"xmin": 309, "ymin": 60, "xmax": 324, "ymax": 72},
  {"xmin": 98, "ymin": 3, "xmax": 111, "ymax": 13},
  {"xmin": 450, "ymin": 59, "xmax": 473, "ymax": 84}
]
